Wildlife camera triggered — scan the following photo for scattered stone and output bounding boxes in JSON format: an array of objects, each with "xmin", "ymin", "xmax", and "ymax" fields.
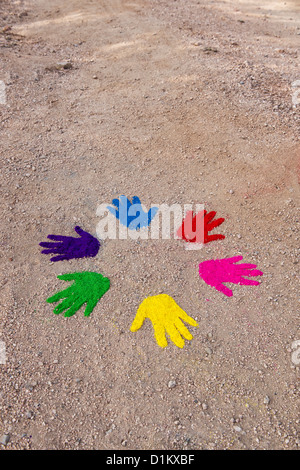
[
  {"xmin": 203, "ymin": 46, "xmax": 218, "ymax": 53},
  {"xmin": 46, "ymin": 61, "xmax": 73, "ymax": 72},
  {"xmin": 168, "ymin": 380, "xmax": 177, "ymax": 389},
  {"xmin": 264, "ymin": 395, "xmax": 270, "ymax": 405},
  {"xmin": 56, "ymin": 61, "xmax": 73, "ymax": 70},
  {"xmin": 25, "ymin": 382, "xmax": 36, "ymax": 391},
  {"xmin": 0, "ymin": 434, "xmax": 10, "ymax": 445},
  {"xmin": 121, "ymin": 440, "xmax": 127, "ymax": 447},
  {"xmin": 26, "ymin": 411, "xmax": 33, "ymax": 419},
  {"xmin": 202, "ymin": 403, "xmax": 208, "ymax": 410},
  {"xmin": 1, "ymin": 26, "xmax": 12, "ymax": 34},
  {"xmin": 233, "ymin": 425, "xmax": 242, "ymax": 432}
]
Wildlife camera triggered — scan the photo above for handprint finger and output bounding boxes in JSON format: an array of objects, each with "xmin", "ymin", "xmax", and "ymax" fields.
[
  {"xmin": 240, "ymin": 268, "xmax": 263, "ymax": 277},
  {"xmin": 39, "ymin": 241, "xmax": 62, "ymax": 249},
  {"xmin": 205, "ymin": 233, "xmax": 225, "ymax": 243},
  {"xmin": 53, "ymin": 296, "xmax": 75, "ymax": 315},
  {"xmin": 130, "ymin": 304, "xmax": 147, "ymax": 332},
  {"xmin": 47, "ymin": 234, "xmax": 68, "ymax": 241},
  {"xmin": 207, "ymin": 217, "xmax": 225, "ymax": 231},
  {"xmin": 46, "ymin": 285, "xmax": 75, "ymax": 303},
  {"xmin": 204, "ymin": 210, "xmax": 215, "ymax": 224},
  {"xmin": 41, "ymin": 244, "xmax": 67, "ymax": 255},
  {"xmin": 40, "ymin": 248, "xmax": 61, "ymax": 255},
  {"xmin": 227, "ymin": 256, "xmax": 243, "ymax": 264},
  {"xmin": 165, "ymin": 324, "xmax": 185, "ymax": 348},
  {"xmin": 74, "ymin": 226, "xmax": 87, "ymax": 236},
  {"xmin": 215, "ymin": 283, "xmax": 233, "ymax": 297},
  {"xmin": 63, "ymin": 299, "xmax": 86, "ymax": 318},
  {"xmin": 203, "ymin": 210, "xmax": 224, "ymax": 228},
  {"xmin": 178, "ymin": 310, "xmax": 199, "ymax": 328},
  {"xmin": 238, "ymin": 278, "xmax": 261, "ymax": 286},
  {"xmin": 50, "ymin": 254, "xmax": 73, "ymax": 262},
  {"xmin": 174, "ymin": 318, "xmax": 193, "ymax": 341},
  {"xmin": 236, "ymin": 263, "xmax": 258, "ymax": 270},
  {"xmin": 57, "ymin": 273, "xmax": 83, "ymax": 282},
  {"xmin": 84, "ymin": 299, "xmax": 99, "ymax": 317},
  {"xmin": 153, "ymin": 323, "xmax": 168, "ymax": 348},
  {"xmin": 111, "ymin": 198, "xmax": 121, "ymax": 208},
  {"xmin": 131, "ymin": 196, "xmax": 142, "ymax": 205}
]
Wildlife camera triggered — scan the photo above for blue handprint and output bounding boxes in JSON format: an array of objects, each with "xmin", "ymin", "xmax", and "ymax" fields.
[{"xmin": 107, "ymin": 195, "xmax": 158, "ymax": 230}]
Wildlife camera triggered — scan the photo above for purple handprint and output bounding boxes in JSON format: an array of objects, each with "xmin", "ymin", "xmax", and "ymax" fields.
[
  {"xmin": 40, "ymin": 226, "xmax": 100, "ymax": 262},
  {"xmin": 199, "ymin": 256, "xmax": 263, "ymax": 297}
]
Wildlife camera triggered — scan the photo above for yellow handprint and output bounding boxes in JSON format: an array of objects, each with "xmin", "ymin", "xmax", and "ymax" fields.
[{"xmin": 130, "ymin": 294, "xmax": 199, "ymax": 349}]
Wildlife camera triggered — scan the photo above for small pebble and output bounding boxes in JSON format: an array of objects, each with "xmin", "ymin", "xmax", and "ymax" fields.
[
  {"xmin": 0, "ymin": 434, "xmax": 10, "ymax": 445},
  {"xmin": 57, "ymin": 61, "xmax": 73, "ymax": 70},
  {"xmin": 233, "ymin": 425, "xmax": 242, "ymax": 432},
  {"xmin": 168, "ymin": 380, "xmax": 176, "ymax": 389}
]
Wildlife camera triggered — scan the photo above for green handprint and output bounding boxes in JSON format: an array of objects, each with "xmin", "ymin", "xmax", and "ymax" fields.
[{"xmin": 47, "ymin": 271, "xmax": 110, "ymax": 317}]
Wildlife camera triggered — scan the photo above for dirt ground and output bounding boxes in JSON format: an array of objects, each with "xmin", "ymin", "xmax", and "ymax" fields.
[{"xmin": 0, "ymin": 0, "xmax": 299, "ymax": 450}]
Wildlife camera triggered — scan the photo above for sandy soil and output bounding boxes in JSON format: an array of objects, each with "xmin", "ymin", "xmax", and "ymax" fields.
[{"xmin": 0, "ymin": 0, "xmax": 299, "ymax": 450}]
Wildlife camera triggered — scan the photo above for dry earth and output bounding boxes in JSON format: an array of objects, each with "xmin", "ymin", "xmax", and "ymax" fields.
[{"xmin": 0, "ymin": 0, "xmax": 299, "ymax": 450}]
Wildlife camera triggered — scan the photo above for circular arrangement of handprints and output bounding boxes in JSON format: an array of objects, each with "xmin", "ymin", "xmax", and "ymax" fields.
[{"xmin": 40, "ymin": 195, "xmax": 263, "ymax": 349}]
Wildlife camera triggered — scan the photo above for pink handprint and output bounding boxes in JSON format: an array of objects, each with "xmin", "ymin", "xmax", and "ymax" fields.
[{"xmin": 199, "ymin": 256, "xmax": 263, "ymax": 297}]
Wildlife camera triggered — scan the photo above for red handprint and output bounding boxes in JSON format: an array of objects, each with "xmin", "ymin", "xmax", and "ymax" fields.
[{"xmin": 177, "ymin": 210, "xmax": 225, "ymax": 244}]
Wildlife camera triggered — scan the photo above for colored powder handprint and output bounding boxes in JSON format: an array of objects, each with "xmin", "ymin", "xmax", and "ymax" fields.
[
  {"xmin": 40, "ymin": 226, "xmax": 100, "ymax": 262},
  {"xmin": 177, "ymin": 210, "xmax": 225, "ymax": 244},
  {"xmin": 199, "ymin": 256, "xmax": 263, "ymax": 297},
  {"xmin": 107, "ymin": 195, "xmax": 158, "ymax": 230},
  {"xmin": 130, "ymin": 294, "xmax": 198, "ymax": 348},
  {"xmin": 47, "ymin": 271, "xmax": 110, "ymax": 317}
]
